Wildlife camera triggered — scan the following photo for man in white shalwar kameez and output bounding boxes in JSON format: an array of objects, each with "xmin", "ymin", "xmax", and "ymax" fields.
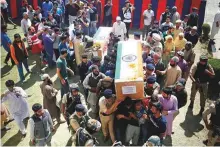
[
  {"xmin": 112, "ymin": 16, "xmax": 127, "ymax": 41},
  {"xmin": 1, "ymin": 80, "xmax": 29, "ymax": 136},
  {"xmin": 210, "ymin": 3, "xmax": 220, "ymax": 39}
]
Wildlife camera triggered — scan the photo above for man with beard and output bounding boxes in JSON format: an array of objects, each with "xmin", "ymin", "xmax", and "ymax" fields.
[
  {"xmin": 112, "ymin": 16, "xmax": 127, "ymax": 41},
  {"xmin": 189, "ymin": 55, "xmax": 215, "ymax": 115},
  {"xmin": 185, "ymin": 26, "xmax": 199, "ymax": 47},
  {"xmin": 27, "ymin": 26, "xmax": 43, "ymax": 73},
  {"xmin": 83, "ymin": 65, "xmax": 106, "ymax": 118},
  {"xmin": 1, "ymin": 80, "xmax": 29, "ymax": 137},
  {"xmin": 10, "ymin": 34, "xmax": 31, "ymax": 83},
  {"xmin": 61, "ymin": 83, "xmax": 87, "ymax": 125},
  {"xmin": 142, "ymin": 4, "xmax": 154, "ymax": 41},
  {"xmin": 29, "ymin": 103, "xmax": 55, "ymax": 146},
  {"xmin": 158, "ymin": 87, "xmax": 178, "ymax": 137},
  {"xmin": 171, "ymin": 6, "xmax": 180, "ymax": 25},
  {"xmin": 159, "ymin": 56, "xmax": 182, "ymax": 87},
  {"xmin": 144, "ymin": 76, "xmax": 160, "ymax": 97},
  {"xmin": 142, "ymin": 42, "xmax": 152, "ymax": 62}
]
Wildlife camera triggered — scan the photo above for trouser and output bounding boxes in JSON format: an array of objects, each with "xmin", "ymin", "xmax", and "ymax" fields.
[
  {"xmin": 31, "ymin": 53, "xmax": 42, "ymax": 73},
  {"xmin": 46, "ymin": 52, "xmax": 55, "ymax": 68},
  {"xmin": 185, "ymin": 65, "xmax": 192, "ymax": 81},
  {"xmin": 5, "ymin": 51, "xmax": 15, "ymax": 65},
  {"xmin": 67, "ymin": 59, "xmax": 74, "ymax": 71},
  {"xmin": 115, "ymin": 124, "xmax": 127, "ymax": 144},
  {"xmin": 69, "ymin": 15, "xmax": 77, "ymax": 25},
  {"xmin": 139, "ymin": 123, "xmax": 148, "ymax": 145},
  {"xmin": 124, "ymin": 22, "xmax": 131, "ymax": 39},
  {"xmin": 207, "ymin": 129, "xmax": 220, "ymax": 146},
  {"xmin": 83, "ymin": 27, "xmax": 90, "ymax": 36},
  {"xmin": 103, "ymin": 15, "xmax": 112, "ymax": 27},
  {"xmin": 17, "ymin": 58, "xmax": 30, "ymax": 81},
  {"xmin": 87, "ymin": 91, "xmax": 98, "ymax": 119},
  {"xmin": 60, "ymin": 79, "xmax": 70, "ymax": 99},
  {"xmin": 142, "ymin": 25, "xmax": 151, "ymax": 40},
  {"xmin": 89, "ymin": 21, "xmax": 97, "ymax": 37},
  {"xmin": 190, "ymin": 82, "xmax": 208, "ymax": 108},
  {"xmin": 99, "ymin": 114, "xmax": 115, "ymax": 143},
  {"xmin": 35, "ymin": 134, "xmax": 52, "ymax": 147},
  {"xmin": 125, "ymin": 124, "xmax": 140, "ymax": 145},
  {"xmin": 54, "ymin": 49, "xmax": 60, "ymax": 60},
  {"xmin": 14, "ymin": 115, "xmax": 26, "ymax": 134}
]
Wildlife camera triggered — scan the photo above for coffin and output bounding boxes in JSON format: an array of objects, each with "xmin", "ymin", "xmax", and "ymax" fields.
[
  {"xmin": 93, "ymin": 27, "xmax": 112, "ymax": 59},
  {"xmin": 115, "ymin": 41, "xmax": 145, "ymax": 100}
]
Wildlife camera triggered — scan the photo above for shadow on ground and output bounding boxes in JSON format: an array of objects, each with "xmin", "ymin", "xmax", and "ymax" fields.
[{"xmin": 180, "ymin": 108, "xmax": 204, "ymax": 138}]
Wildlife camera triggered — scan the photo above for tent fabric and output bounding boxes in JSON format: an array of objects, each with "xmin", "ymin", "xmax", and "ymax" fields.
[
  {"xmin": 198, "ymin": 0, "xmax": 207, "ymax": 34},
  {"xmin": 129, "ymin": 0, "xmax": 135, "ymax": 27},
  {"xmin": 7, "ymin": 0, "xmax": 206, "ymax": 29},
  {"xmin": 100, "ymin": 0, "xmax": 105, "ymax": 24}
]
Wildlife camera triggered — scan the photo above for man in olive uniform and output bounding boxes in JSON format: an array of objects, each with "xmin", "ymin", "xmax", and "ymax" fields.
[
  {"xmin": 202, "ymin": 99, "xmax": 220, "ymax": 146},
  {"xmin": 189, "ymin": 55, "xmax": 215, "ymax": 115},
  {"xmin": 96, "ymin": 76, "xmax": 115, "ymax": 98},
  {"xmin": 187, "ymin": 7, "xmax": 199, "ymax": 27},
  {"xmin": 69, "ymin": 104, "xmax": 90, "ymax": 146},
  {"xmin": 61, "ymin": 84, "xmax": 87, "ymax": 125},
  {"xmin": 83, "ymin": 65, "xmax": 106, "ymax": 118}
]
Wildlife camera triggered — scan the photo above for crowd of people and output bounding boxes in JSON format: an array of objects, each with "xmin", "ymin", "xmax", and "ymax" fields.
[{"xmin": 1, "ymin": 0, "xmax": 220, "ymax": 146}]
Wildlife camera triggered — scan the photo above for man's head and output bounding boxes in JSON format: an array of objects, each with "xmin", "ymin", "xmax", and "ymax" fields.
[
  {"xmin": 165, "ymin": 16, "xmax": 171, "ymax": 23},
  {"xmin": 125, "ymin": 0, "xmax": 130, "ymax": 7},
  {"xmin": 14, "ymin": 33, "xmax": 21, "ymax": 42},
  {"xmin": 142, "ymin": 42, "xmax": 151, "ymax": 54},
  {"xmin": 60, "ymin": 48, "xmax": 68, "ymax": 58},
  {"xmin": 153, "ymin": 53, "xmax": 161, "ymax": 64},
  {"xmin": 75, "ymin": 104, "xmax": 86, "ymax": 117},
  {"xmin": 104, "ymin": 89, "xmax": 114, "ymax": 103},
  {"xmin": 32, "ymin": 103, "xmax": 44, "ymax": 116},
  {"xmin": 91, "ymin": 56, "xmax": 101, "ymax": 66},
  {"xmin": 28, "ymin": 26, "xmax": 36, "ymax": 35},
  {"xmin": 86, "ymin": 119, "xmax": 101, "ymax": 134},
  {"xmin": 199, "ymin": 54, "xmax": 208, "ymax": 65},
  {"xmin": 175, "ymin": 19, "xmax": 182, "ymax": 27},
  {"xmin": 45, "ymin": 0, "xmax": 50, "ymax": 3},
  {"xmin": 175, "ymin": 81, "xmax": 185, "ymax": 92},
  {"xmin": 134, "ymin": 100, "xmax": 143, "ymax": 111},
  {"xmin": 5, "ymin": 80, "xmax": 15, "ymax": 92},
  {"xmin": 41, "ymin": 74, "xmax": 50, "ymax": 82},
  {"xmin": 116, "ymin": 16, "xmax": 121, "ymax": 24},
  {"xmin": 162, "ymin": 87, "xmax": 173, "ymax": 100},
  {"xmin": 107, "ymin": 0, "xmax": 111, "ymax": 5},
  {"xmin": 23, "ymin": 12, "xmax": 28, "ymax": 19},
  {"xmin": 185, "ymin": 41, "xmax": 192, "ymax": 51},
  {"xmin": 91, "ymin": 65, "xmax": 99, "ymax": 76},
  {"xmin": 81, "ymin": 54, "xmax": 88, "ymax": 63},
  {"xmin": 170, "ymin": 56, "xmax": 179, "ymax": 67},
  {"xmin": 165, "ymin": 6, "xmax": 170, "ymax": 13},
  {"xmin": 146, "ymin": 63, "xmax": 155, "ymax": 75},
  {"xmin": 192, "ymin": 7, "xmax": 198, "ymax": 13},
  {"xmin": 69, "ymin": 83, "xmax": 79, "ymax": 96},
  {"xmin": 172, "ymin": 6, "xmax": 177, "ymax": 12},
  {"xmin": 177, "ymin": 51, "xmax": 184, "ymax": 60},
  {"xmin": 1, "ymin": 25, "xmax": 7, "ymax": 33},
  {"xmin": 134, "ymin": 32, "xmax": 141, "ymax": 40},
  {"xmin": 151, "ymin": 101, "xmax": 163, "ymax": 114},
  {"xmin": 148, "ymin": 4, "xmax": 152, "ymax": 10},
  {"xmin": 124, "ymin": 96, "xmax": 133, "ymax": 108},
  {"xmin": 146, "ymin": 76, "xmax": 156, "ymax": 87},
  {"xmin": 191, "ymin": 26, "xmax": 197, "ymax": 34},
  {"xmin": 178, "ymin": 32, "xmax": 184, "ymax": 40},
  {"xmin": 60, "ymin": 35, "xmax": 67, "ymax": 43},
  {"xmin": 89, "ymin": 1, "xmax": 94, "ymax": 8}
]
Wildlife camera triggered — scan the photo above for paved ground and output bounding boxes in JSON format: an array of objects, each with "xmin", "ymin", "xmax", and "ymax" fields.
[{"xmin": 1, "ymin": 0, "xmax": 219, "ymax": 146}]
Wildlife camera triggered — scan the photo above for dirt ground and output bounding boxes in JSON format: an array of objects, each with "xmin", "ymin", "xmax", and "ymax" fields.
[{"xmin": 1, "ymin": 0, "xmax": 219, "ymax": 146}]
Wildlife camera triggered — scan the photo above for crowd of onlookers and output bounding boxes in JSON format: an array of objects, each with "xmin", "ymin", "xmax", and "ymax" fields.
[{"xmin": 1, "ymin": 0, "xmax": 220, "ymax": 146}]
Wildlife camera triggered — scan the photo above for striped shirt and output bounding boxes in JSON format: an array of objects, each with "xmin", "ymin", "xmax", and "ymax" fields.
[{"xmin": 27, "ymin": 34, "xmax": 42, "ymax": 54}]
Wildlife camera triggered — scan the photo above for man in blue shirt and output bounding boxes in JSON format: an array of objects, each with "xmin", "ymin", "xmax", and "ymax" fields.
[
  {"xmin": 1, "ymin": 25, "xmax": 14, "ymax": 65},
  {"xmin": 42, "ymin": 0, "xmax": 53, "ymax": 18},
  {"xmin": 89, "ymin": 2, "xmax": 98, "ymax": 37}
]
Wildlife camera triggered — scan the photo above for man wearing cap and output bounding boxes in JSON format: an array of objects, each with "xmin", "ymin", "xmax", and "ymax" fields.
[
  {"xmin": 83, "ymin": 65, "xmax": 105, "ymax": 118},
  {"xmin": 184, "ymin": 42, "xmax": 195, "ymax": 80},
  {"xmin": 97, "ymin": 76, "xmax": 115, "ymax": 98},
  {"xmin": 99, "ymin": 89, "xmax": 121, "ymax": 143},
  {"xmin": 171, "ymin": 6, "xmax": 180, "ymax": 25},
  {"xmin": 1, "ymin": 80, "xmax": 29, "ymax": 137},
  {"xmin": 174, "ymin": 32, "xmax": 187, "ymax": 52},
  {"xmin": 185, "ymin": 26, "xmax": 199, "ymax": 47},
  {"xmin": 159, "ymin": 56, "xmax": 182, "ymax": 87},
  {"xmin": 21, "ymin": 12, "xmax": 32, "ymax": 37},
  {"xmin": 144, "ymin": 63, "xmax": 156, "ymax": 82},
  {"xmin": 144, "ymin": 76, "xmax": 160, "ymax": 96},
  {"xmin": 177, "ymin": 51, "xmax": 188, "ymax": 79},
  {"xmin": 61, "ymin": 83, "xmax": 87, "ymax": 125},
  {"xmin": 10, "ymin": 33, "xmax": 31, "ymax": 82},
  {"xmin": 158, "ymin": 87, "xmax": 178, "ymax": 137},
  {"xmin": 56, "ymin": 48, "xmax": 75, "ymax": 98},
  {"xmin": 173, "ymin": 20, "xmax": 183, "ymax": 40},
  {"xmin": 112, "ymin": 16, "xmax": 127, "ymax": 41},
  {"xmin": 133, "ymin": 32, "xmax": 141, "ymax": 40},
  {"xmin": 146, "ymin": 101, "xmax": 167, "ymax": 140},
  {"xmin": 142, "ymin": 4, "xmax": 154, "ymax": 41},
  {"xmin": 160, "ymin": 16, "xmax": 174, "ymax": 33},
  {"xmin": 69, "ymin": 104, "xmax": 90, "ymax": 138},
  {"xmin": 78, "ymin": 54, "xmax": 93, "ymax": 83},
  {"xmin": 210, "ymin": 3, "xmax": 220, "ymax": 40},
  {"xmin": 172, "ymin": 79, "xmax": 187, "ymax": 109},
  {"xmin": 159, "ymin": 6, "xmax": 171, "ymax": 26},
  {"xmin": 189, "ymin": 55, "xmax": 215, "ymax": 115},
  {"xmin": 187, "ymin": 7, "xmax": 199, "ymax": 27},
  {"xmin": 29, "ymin": 103, "xmax": 54, "ymax": 146}
]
